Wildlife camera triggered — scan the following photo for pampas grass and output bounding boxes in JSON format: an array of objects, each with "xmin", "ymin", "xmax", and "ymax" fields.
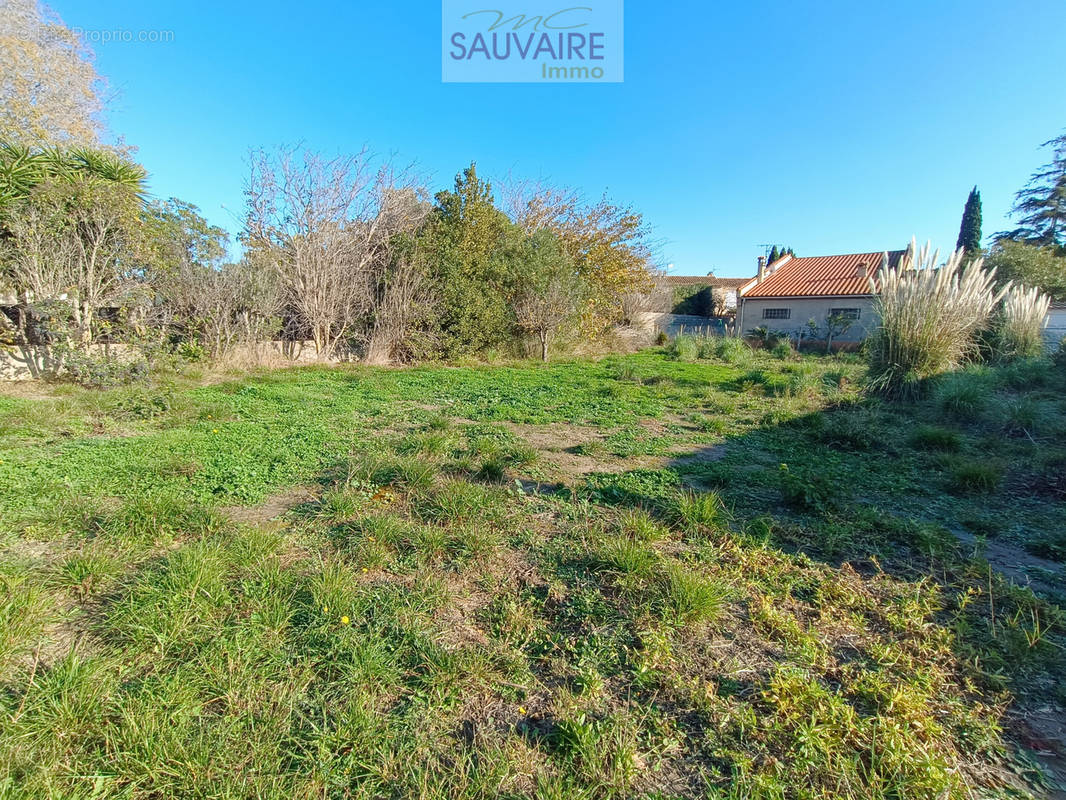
[
  {"xmin": 867, "ymin": 239, "xmax": 1005, "ymax": 397},
  {"xmin": 993, "ymin": 283, "xmax": 1050, "ymax": 360}
]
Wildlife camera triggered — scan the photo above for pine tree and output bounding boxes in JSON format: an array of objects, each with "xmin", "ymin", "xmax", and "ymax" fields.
[
  {"xmin": 767, "ymin": 245, "xmax": 780, "ymax": 264},
  {"xmin": 955, "ymin": 186, "xmax": 982, "ymax": 254},
  {"xmin": 998, "ymin": 132, "xmax": 1066, "ymax": 251}
]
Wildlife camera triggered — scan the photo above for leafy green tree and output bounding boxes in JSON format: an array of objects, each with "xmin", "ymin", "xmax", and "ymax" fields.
[
  {"xmin": 422, "ymin": 163, "xmax": 519, "ymax": 357},
  {"xmin": 955, "ymin": 186, "xmax": 982, "ymax": 254},
  {"xmin": 512, "ymin": 229, "xmax": 585, "ymax": 361},
  {"xmin": 144, "ymin": 198, "xmax": 228, "ymax": 273},
  {"xmin": 998, "ymin": 132, "xmax": 1066, "ymax": 251},
  {"xmin": 985, "ymin": 240, "xmax": 1066, "ymax": 301}
]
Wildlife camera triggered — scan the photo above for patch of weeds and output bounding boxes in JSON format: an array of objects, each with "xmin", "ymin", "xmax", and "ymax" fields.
[
  {"xmin": 419, "ymin": 479, "xmax": 506, "ymax": 524},
  {"xmin": 771, "ymin": 340, "xmax": 795, "ymax": 360},
  {"xmin": 52, "ymin": 550, "xmax": 122, "ymax": 599},
  {"xmin": 817, "ymin": 407, "xmax": 879, "ymax": 451},
  {"xmin": 582, "ymin": 469, "xmax": 682, "ymax": 507},
  {"xmin": 778, "ymin": 464, "xmax": 839, "ymax": 514}
]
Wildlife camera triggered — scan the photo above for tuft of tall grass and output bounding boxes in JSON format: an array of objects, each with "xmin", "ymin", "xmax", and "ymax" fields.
[
  {"xmin": 666, "ymin": 334, "xmax": 699, "ymax": 362},
  {"xmin": 992, "ymin": 283, "xmax": 1050, "ymax": 361},
  {"xmin": 933, "ymin": 370, "xmax": 991, "ymax": 418},
  {"xmin": 868, "ymin": 239, "xmax": 1005, "ymax": 397},
  {"xmin": 714, "ymin": 336, "xmax": 754, "ymax": 365}
]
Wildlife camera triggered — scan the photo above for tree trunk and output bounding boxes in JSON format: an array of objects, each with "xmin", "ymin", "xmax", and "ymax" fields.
[{"xmin": 540, "ymin": 331, "xmax": 549, "ymax": 362}]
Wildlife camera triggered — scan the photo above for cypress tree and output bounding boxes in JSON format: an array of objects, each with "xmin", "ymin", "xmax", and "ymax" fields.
[
  {"xmin": 767, "ymin": 245, "xmax": 780, "ymax": 264},
  {"xmin": 955, "ymin": 186, "xmax": 982, "ymax": 254}
]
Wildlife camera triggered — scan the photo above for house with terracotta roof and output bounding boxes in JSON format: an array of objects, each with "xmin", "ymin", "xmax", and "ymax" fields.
[{"xmin": 736, "ymin": 249, "xmax": 908, "ymax": 342}]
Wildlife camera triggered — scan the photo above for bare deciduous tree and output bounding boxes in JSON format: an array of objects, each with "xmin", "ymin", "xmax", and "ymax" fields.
[
  {"xmin": 244, "ymin": 146, "xmax": 428, "ymax": 359},
  {"xmin": 2, "ymin": 179, "xmax": 142, "ymax": 347},
  {"xmin": 0, "ymin": 0, "xmax": 107, "ymax": 146}
]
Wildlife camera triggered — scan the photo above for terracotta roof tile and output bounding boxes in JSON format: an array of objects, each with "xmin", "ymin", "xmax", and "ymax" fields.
[
  {"xmin": 741, "ymin": 250, "xmax": 907, "ymax": 298},
  {"xmin": 664, "ymin": 275, "xmax": 752, "ymax": 288}
]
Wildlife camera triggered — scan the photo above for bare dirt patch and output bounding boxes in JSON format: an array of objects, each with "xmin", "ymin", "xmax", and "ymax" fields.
[
  {"xmin": 503, "ymin": 422, "xmax": 615, "ymax": 481},
  {"xmin": 224, "ymin": 487, "xmax": 315, "ymax": 526}
]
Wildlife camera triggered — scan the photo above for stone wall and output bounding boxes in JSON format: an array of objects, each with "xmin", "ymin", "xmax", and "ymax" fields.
[{"xmin": 0, "ymin": 340, "xmax": 351, "ymax": 381}]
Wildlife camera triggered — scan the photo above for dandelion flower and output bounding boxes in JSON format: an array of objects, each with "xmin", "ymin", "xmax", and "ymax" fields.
[
  {"xmin": 322, "ymin": 606, "xmax": 329, "ymax": 614},
  {"xmin": 340, "ymin": 616, "xmax": 350, "ymax": 625},
  {"xmin": 518, "ymin": 706, "xmax": 527, "ymax": 715}
]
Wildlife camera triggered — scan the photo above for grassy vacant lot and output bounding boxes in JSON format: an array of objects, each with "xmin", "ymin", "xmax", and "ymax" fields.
[{"xmin": 1, "ymin": 346, "xmax": 1064, "ymax": 799}]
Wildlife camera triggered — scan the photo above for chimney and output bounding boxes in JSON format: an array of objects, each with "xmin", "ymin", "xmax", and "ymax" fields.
[
  {"xmin": 757, "ymin": 256, "xmax": 766, "ymax": 282},
  {"xmin": 855, "ymin": 261, "xmax": 868, "ymax": 279}
]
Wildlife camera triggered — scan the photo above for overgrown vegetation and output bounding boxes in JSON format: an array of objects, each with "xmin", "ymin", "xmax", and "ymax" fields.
[{"xmin": 1, "ymin": 347, "xmax": 1063, "ymax": 799}]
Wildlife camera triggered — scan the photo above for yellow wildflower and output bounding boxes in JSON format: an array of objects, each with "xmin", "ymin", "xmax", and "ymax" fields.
[{"xmin": 340, "ymin": 616, "xmax": 350, "ymax": 625}]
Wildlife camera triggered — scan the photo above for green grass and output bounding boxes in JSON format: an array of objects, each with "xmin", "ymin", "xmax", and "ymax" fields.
[{"xmin": 0, "ymin": 348, "xmax": 1064, "ymax": 799}]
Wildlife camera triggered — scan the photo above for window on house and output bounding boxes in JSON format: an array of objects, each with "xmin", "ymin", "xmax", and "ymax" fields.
[
  {"xmin": 830, "ymin": 308, "xmax": 861, "ymax": 320},
  {"xmin": 762, "ymin": 308, "xmax": 791, "ymax": 320}
]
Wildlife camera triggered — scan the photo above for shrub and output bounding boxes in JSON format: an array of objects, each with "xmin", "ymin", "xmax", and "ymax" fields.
[
  {"xmin": 868, "ymin": 240, "xmax": 1004, "ymax": 397},
  {"xmin": 654, "ymin": 330, "xmax": 668, "ymax": 346},
  {"xmin": 778, "ymin": 464, "xmax": 838, "ymax": 513},
  {"xmin": 908, "ymin": 425, "xmax": 961, "ymax": 452},
  {"xmin": 1054, "ymin": 337, "xmax": 1066, "ymax": 368},
  {"xmin": 771, "ymin": 340, "xmax": 794, "ymax": 360},
  {"xmin": 992, "ymin": 284, "xmax": 1050, "ymax": 361},
  {"xmin": 748, "ymin": 326, "xmax": 788, "ymax": 349}
]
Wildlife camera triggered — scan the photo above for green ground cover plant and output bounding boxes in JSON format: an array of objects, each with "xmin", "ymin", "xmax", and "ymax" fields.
[{"xmin": 0, "ymin": 346, "xmax": 1064, "ymax": 799}]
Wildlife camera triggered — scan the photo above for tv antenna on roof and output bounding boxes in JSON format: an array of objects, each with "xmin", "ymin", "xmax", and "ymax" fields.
[{"xmin": 757, "ymin": 244, "xmax": 775, "ymax": 258}]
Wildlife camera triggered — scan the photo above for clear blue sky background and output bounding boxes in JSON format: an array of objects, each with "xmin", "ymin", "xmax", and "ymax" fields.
[{"xmin": 55, "ymin": 0, "xmax": 1066, "ymax": 277}]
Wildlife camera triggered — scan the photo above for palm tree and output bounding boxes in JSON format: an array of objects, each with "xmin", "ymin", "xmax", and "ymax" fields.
[{"xmin": 0, "ymin": 142, "xmax": 147, "ymax": 209}]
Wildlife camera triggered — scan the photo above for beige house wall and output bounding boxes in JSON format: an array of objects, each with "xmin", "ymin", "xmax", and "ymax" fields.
[{"xmin": 737, "ymin": 297, "xmax": 877, "ymax": 341}]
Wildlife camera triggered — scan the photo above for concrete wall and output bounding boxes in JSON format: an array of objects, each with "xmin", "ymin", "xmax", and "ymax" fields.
[
  {"xmin": 631, "ymin": 312, "xmax": 730, "ymax": 337},
  {"xmin": 1047, "ymin": 308, "xmax": 1066, "ymax": 344},
  {"xmin": 737, "ymin": 298, "xmax": 877, "ymax": 342}
]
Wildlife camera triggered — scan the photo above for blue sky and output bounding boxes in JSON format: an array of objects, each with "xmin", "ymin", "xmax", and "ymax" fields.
[{"xmin": 56, "ymin": 0, "xmax": 1066, "ymax": 277}]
